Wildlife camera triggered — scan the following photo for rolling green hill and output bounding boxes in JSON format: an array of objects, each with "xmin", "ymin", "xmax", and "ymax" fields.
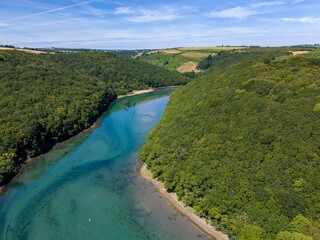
[
  {"xmin": 139, "ymin": 48, "xmax": 320, "ymax": 239},
  {"xmin": 46, "ymin": 51, "xmax": 188, "ymax": 95},
  {"xmin": 0, "ymin": 50, "xmax": 188, "ymax": 185},
  {"xmin": 136, "ymin": 47, "xmax": 246, "ymax": 75},
  {"xmin": 137, "ymin": 51, "xmax": 189, "ymax": 72}
]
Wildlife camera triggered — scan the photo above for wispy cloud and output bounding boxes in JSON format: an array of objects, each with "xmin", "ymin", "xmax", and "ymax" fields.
[
  {"xmin": 209, "ymin": 7, "xmax": 256, "ymax": 19},
  {"xmin": 114, "ymin": 7, "xmax": 135, "ymax": 15},
  {"xmin": 292, "ymin": 0, "xmax": 304, "ymax": 3},
  {"xmin": 1, "ymin": 0, "xmax": 319, "ymax": 48},
  {"xmin": 7, "ymin": 0, "xmax": 96, "ymax": 22},
  {"xmin": 251, "ymin": 1, "xmax": 283, "ymax": 8},
  {"xmin": 114, "ymin": 6, "xmax": 178, "ymax": 22},
  {"xmin": 78, "ymin": 4, "xmax": 107, "ymax": 18},
  {"xmin": 0, "ymin": 22, "xmax": 9, "ymax": 26},
  {"xmin": 281, "ymin": 17, "xmax": 320, "ymax": 23},
  {"xmin": 208, "ymin": 1, "xmax": 285, "ymax": 19}
]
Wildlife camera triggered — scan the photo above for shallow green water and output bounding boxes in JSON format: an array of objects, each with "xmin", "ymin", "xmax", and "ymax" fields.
[{"xmin": 0, "ymin": 91, "xmax": 212, "ymax": 240}]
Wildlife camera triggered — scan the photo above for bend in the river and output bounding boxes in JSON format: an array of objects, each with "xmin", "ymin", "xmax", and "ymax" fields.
[{"xmin": 0, "ymin": 90, "xmax": 212, "ymax": 240}]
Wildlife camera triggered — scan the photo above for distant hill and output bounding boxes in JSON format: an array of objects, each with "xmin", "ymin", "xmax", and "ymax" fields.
[
  {"xmin": 140, "ymin": 48, "xmax": 320, "ymax": 239},
  {"xmin": 136, "ymin": 46, "xmax": 246, "ymax": 77},
  {"xmin": 0, "ymin": 46, "xmax": 49, "ymax": 54},
  {"xmin": 0, "ymin": 50, "xmax": 188, "ymax": 185}
]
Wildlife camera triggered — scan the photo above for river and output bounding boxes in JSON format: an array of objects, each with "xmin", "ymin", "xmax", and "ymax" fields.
[{"xmin": 0, "ymin": 90, "xmax": 212, "ymax": 240}]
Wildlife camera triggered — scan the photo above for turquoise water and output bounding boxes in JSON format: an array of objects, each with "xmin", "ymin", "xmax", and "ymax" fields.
[{"xmin": 0, "ymin": 91, "xmax": 212, "ymax": 240}]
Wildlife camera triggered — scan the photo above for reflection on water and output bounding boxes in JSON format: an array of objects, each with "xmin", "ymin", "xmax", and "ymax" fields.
[{"xmin": 0, "ymin": 91, "xmax": 212, "ymax": 240}]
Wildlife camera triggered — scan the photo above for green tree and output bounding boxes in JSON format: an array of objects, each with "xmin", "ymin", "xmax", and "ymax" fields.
[
  {"xmin": 239, "ymin": 225, "xmax": 266, "ymax": 240},
  {"xmin": 276, "ymin": 231, "xmax": 313, "ymax": 240}
]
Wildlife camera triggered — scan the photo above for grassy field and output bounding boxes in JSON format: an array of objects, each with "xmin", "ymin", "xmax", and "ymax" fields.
[
  {"xmin": 162, "ymin": 49, "xmax": 182, "ymax": 55},
  {"xmin": 180, "ymin": 51, "xmax": 215, "ymax": 61},
  {"xmin": 137, "ymin": 52, "xmax": 189, "ymax": 71},
  {"xmin": 0, "ymin": 47, "xmax": 48, "ymax": 54},
  {"xmin": 178, "ymin": 46, "xmax": 245, "ymax": 51},
  {"xmin": 176, "ymin": 61, "xmax": 202, "ymax": 73},
  {"xmin": 137, "ymin": 46, "xmax": 244, "ymax": 73}
]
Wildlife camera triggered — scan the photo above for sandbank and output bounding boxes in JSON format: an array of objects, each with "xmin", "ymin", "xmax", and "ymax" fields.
[{"xmin": 117, "ymin": 88, "xmax": 155, "ymax": 99}]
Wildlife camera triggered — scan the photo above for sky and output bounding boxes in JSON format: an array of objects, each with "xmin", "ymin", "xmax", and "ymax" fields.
[{"xmin": 0, "ymin": 0, "xmax": 319, "ymax": 49}]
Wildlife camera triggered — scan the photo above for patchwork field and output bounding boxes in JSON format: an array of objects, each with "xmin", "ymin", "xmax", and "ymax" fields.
[
  {"xmin": 0, "ymin": 47, "xmax": 48, "ymax": 54},
  {"xmin": 162, "ymin": 49, "xmax": 182, "ymax": 55},
  {"xmin": 137, "ymin": 46, "xmax": 242, "ymax": 73},
  {"xmin": 177, "ymin": 61, "xmax": 202, "ymax": 73},
  {"xmin": 178, "ymin": 46, "xmax": 245, "ymax": 51},
  {"xmin": 290, "ymin": 51, "xmax": 309, "ymax": 56},
  {"xmin": 180, "ymin": 51, "xmax": 213, "ymax": 61}
]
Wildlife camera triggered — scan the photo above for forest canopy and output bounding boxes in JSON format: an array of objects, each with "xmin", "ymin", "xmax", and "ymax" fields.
[
  {"xmin": 0, "ymin": 50, "xmax": 188, "ymax": 185},
  {"xmin": 139, "ymin": 48, "xmax": 320, "ymax": 239}
]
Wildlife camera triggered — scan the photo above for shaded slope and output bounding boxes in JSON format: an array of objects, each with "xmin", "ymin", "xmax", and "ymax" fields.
[{"xmin": 140, "ymin": 49, "xmax": 320, "ymax": 239}]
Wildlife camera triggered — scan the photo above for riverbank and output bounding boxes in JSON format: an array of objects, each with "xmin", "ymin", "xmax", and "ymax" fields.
[
  {"xmin": 0, "ymin": 92, "xmax": 211, "ymax": 239},
  {"xmin": 0, "ymin": 87, "xmax": 181, "ymax": 196},
  {"xmin": 140, "ymin": 163, "xmax": 229, "ymax": 240},
  {"xmin": 0, "ymin": 122, "xmax": 99, "ymax": 196},
  {"xmin": 0, "ymin": 88, "xmax": 162, "ymax": 196},
  {"xmin": 117, "ymin": 86, "xmax": 182, "ymax": 99},
  {"xmin": 118, "ymin": 88, "xmax": 155, "ymax": 99}
]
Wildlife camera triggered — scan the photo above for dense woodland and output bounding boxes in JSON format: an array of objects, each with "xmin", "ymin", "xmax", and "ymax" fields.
[
  {"xmin": 140, "ymin": 48, "xmax": 320, "ymax": 239},
  {"xmin": 0, "ymin": 50, "xmax": 188, "ymax": 185},
  {"xmin": 46, "ymin": 51, "xmax": 187, "ymax": 95}
]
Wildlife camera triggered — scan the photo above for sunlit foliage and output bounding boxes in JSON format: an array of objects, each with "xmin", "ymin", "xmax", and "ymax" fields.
[{"xmin": 140, "ymin": 48, "xmax": 320, "ymax": 239}]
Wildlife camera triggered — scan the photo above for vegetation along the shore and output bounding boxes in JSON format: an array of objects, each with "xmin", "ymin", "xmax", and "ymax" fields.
[
  {"xmin": 139, "ymin": 47, "xmax": 320, "ymax": 239},
  {"xmin": 0, "ymin": 50, "xmax": 188, "ymax": 185}
]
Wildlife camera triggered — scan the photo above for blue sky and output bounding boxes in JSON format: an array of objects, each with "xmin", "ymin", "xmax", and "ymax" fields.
[{"xmin": 0, "ymin": 0, "xmax": 319, "ymax": 49}]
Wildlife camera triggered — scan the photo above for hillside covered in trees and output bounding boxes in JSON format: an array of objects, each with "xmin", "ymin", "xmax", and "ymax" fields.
[
  {"xmin": 46, "ymin": 51, "xmax": 187, "ymax": 95},
  {"xmin": 0, "ymin": 50, "xmax": 188, "ymax": 185},
  {"xmin": 139, "ymin": 48, "xmax": 320, "ymax": 239}
]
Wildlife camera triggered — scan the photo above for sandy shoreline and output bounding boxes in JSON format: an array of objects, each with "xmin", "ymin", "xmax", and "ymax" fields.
[
  {"xmin": 117, "ymin": 86, "xmax": 182, "ymax": 99},
  {"xmin": 140, "ymin": 163, "xmax": 229, "ymax": 240},
  {"xmin": 117, "ymin": 88, "xmax": 155, "ymax": 99}
]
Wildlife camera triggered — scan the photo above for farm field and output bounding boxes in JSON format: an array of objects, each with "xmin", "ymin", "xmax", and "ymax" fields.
[
  {"xmin": 0, "ymin": 47, "xmax": 48, "ymax": 54},
  {"xmin": 137, "ymin": 46, "xmax": 243, "ymax": 73}
]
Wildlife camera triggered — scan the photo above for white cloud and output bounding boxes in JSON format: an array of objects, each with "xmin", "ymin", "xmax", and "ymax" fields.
[
  {"xmin": 114, "ymin": 7, "xmax": 134, "ymax": 15},
  {"xmin": 114, "ymin": 6, "xmax": 178, "ymax": 22},
  {"xmin": 0, "ymin": 22, "xmax": 9, "ymax": 27},
  {"xmin": 209, "ymin": 7, "xmax": 256, "ymax": 19},
  {"xmin": 79, "ymin": 4, "xmax": 107, "ymax": 18},
  {"xmin": 208, "ymin": 1, "xmax": 288, "ymax": 19},
  {"xmin": 281, "ymin": 17, "xmax": 320, "ymax": 23},
  {"xmin": 129, "ymin": 9, "xmax": 177, "ymax": 22},
  {"xmin": 251, "ymin": 1, "xmax": 283, "ymax": 8}
]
